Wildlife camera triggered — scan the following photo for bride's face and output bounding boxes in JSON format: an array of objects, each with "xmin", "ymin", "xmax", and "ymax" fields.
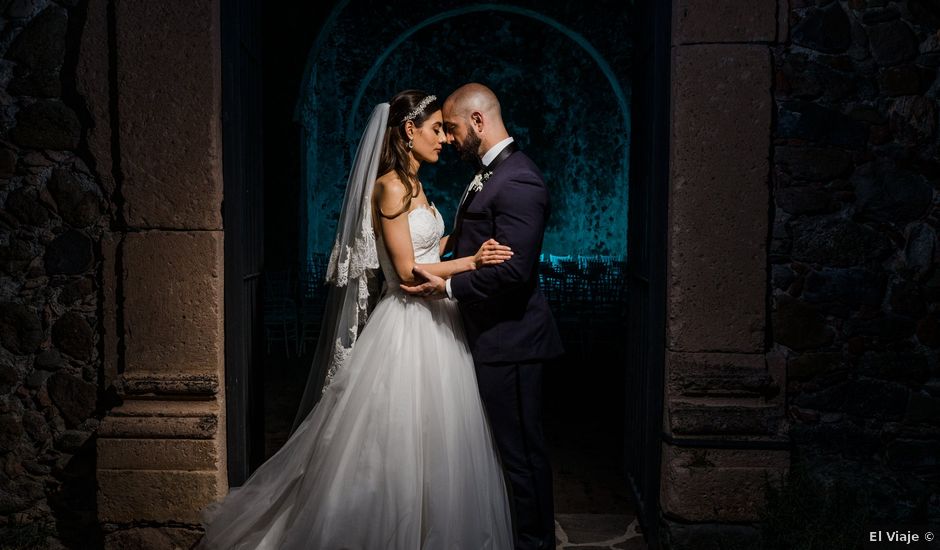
[{"xmin": 409, "ymin": 110, "xmax": 445, "ymax": 164}]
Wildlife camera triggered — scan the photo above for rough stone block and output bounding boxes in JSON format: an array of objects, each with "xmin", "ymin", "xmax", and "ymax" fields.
[
  {"xmin": 660, "ymin": 443, "xmax": 789, "ymax": 522},
  {"xmin": 98, "ymin": 469, "xmax": 222, "ymax": 523},
  {"xmin": 98, "ymin": 398, "xmax": 221, "ymax": 439},
  {"xmin": 0, "ymin": 302, "xmax": 43, "ymax": 354},
  {"xmin": 5, "ymin": 6, "xmax": 67, "ymax": 97},
  {"xmin": 121, "ymin": 370, "xmax": 221, "ymax": 396},
  {"xmin": 108, "ymin": 398, "xmax": 221, "ymax": 418},
  {"xmin": 76, "ymin": 0, "xmax": 114, "ymax": 197},
  {"xmin": 10, "ymin": 99, "xmax": 81, "ymax": 150},
  {"xmin": 673, "ymin": 0, "xmax": 777, "ymax": 44},
  {"xmin": 115, "ymin": 0, "xmax": 222, "ymax": 229},
  {"xmin": 668, "ymin": 44, "xmax": 771, "ymax": 353},
  {"xmin": 99, "ymin": 438, "xmax": 217, "ymax": 470},
  {"xmin": 668, "ymin": 396, "xmax": 784, "ymax": 435},
  {"xmin": 122, "ymin": 231, "xmax": 223, "ymax": 375},
  {"xmin": 666, "ymin": 351, "xmax": 779, "ymax": 398},
  {"xmin": 44, "ymin": 228, "xmax": 94, "ymax": 275},
  {"xmin": 101, "ymin": 232, "xmax": 119, "ymax": 389},
  {"xmin": 104, "ymin": 526, "xmax": 203, "ymax": 550},
  {"xmin": 48, "ymin": 371, "xmax": 97, "ymax": 427},
  {"xmin": 99, "ymin": 415, "xmax": 219, "ymax": 440},
  {"xmin": 662, "ymin": 520, "xmax": 762, "ymax": 550}
]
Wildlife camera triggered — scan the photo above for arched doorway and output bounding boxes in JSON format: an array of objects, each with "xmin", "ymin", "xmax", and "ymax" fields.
[{"xmin": 224, "ymin": 0, "xmax": 669, "ymax": 546}]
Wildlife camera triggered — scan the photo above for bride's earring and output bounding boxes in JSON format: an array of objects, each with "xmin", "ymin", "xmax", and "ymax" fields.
[{"xmin": 407, "ymin": 138, "xmax": 414, "ymax": 150}]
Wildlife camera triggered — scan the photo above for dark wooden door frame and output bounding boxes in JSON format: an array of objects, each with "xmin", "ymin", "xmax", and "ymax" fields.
[
  {"xmin": 221, "ymin": 0, "xmax": 265, "ymax": 486},
  {"xmin": 624, "ymin": 0, "xmax": 670, "ymax": 548}
]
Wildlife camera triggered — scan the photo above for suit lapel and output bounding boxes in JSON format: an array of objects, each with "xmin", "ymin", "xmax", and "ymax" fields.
[
  {"xmin": 452, "ymin": 145, "xmax": 520, "ymax": 246},
  {"xmin": 452, "ymin": 187, "xmax": 479, "ymax": 242}
]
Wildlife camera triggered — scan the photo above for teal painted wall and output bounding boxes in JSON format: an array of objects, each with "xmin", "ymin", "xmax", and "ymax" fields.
[{"xmin": 297, "ymin": 1, "xmax": 633, "ymax": 262}]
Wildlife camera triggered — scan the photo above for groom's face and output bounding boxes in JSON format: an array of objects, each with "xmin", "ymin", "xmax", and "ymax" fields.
[
  {"xmin": 455, "ymin": 124, "xmax": 482, "ymax": 164},
  {"xmin": 443, "ymin": 106, "xmax": 481, "ymax": 164}
]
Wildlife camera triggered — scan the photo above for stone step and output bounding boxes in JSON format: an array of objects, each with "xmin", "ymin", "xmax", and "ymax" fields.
[{"xmin": 555, "ymin": 514, "xmax": 648, "ymax": 549}]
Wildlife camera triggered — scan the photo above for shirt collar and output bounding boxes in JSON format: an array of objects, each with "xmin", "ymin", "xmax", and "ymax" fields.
[{"xmin": 480, "ymin": 136, "xmax": 515, "ymax": 168}]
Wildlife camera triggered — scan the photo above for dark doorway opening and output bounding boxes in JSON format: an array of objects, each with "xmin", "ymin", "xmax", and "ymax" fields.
[
  {"xmin": 623, "ymin": 1, "xmax": 671, "ymax": 548},
  {"xmin": 221, "ymin": 0, "xmax": 265, "ymax": 484},
  {"xmin": 222, "ymin": 1, "xmax": 668, "ymax": 547}
]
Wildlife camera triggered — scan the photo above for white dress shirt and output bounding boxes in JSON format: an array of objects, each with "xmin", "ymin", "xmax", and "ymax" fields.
[
  {"xmin": 481, "ymin": 136, "xmax": 515, "ymax": 167},
  {"xmin": 445, "ymin": 137, "xmax": 515, "ymax": 300}
]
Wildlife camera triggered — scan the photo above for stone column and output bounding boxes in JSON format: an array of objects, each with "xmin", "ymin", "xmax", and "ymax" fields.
[
  {"xmin": 79, "ymin": 0, "xmax": 227, "ymax": 547},
  {"xmin": 663, "ymin": 0, "xmax": 790, "ymax": 546}
]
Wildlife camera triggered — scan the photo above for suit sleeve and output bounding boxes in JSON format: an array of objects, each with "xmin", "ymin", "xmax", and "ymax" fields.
[{"xmin": 450, "ymin": 175, "xmax": 547, "ymax": 304}]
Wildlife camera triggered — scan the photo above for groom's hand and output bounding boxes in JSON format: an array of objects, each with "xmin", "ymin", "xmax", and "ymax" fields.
[{"xmin": 400, "ymin": 266, "xmax": 447, "ymax": 299}]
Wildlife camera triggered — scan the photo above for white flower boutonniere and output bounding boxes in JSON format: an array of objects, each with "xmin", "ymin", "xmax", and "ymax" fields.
[
  {"xmin": 468, "ymin": 173, "xmax": 483, "ymax": 193},
  {"xmin": 469, "ymin": 170, "xmax": 493, "ymax": 193}
]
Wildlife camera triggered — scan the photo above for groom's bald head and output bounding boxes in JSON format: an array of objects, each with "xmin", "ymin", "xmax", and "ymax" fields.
[
  {"xmin": 442, "ymin": 83, "xmax": 510, "ymax": 159},
  {"xmin": 445, "ymin": 83, "xmax": 501, "ymax": 120}
]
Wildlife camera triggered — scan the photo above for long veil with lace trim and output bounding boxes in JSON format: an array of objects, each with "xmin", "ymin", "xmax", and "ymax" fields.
[{"xmin": 289, "ymin": 102, "xmax": 389, "ymax": 433}]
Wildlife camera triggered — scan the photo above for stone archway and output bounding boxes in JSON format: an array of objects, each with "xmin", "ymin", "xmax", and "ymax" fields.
[
  {"xmin": 342, "ymin": 4, "xmax": 631, "ymax": 149},
  {"xmin": 22, "ymin": 0, "xmax": 940, "ymax": 547},
  {"xmin": 295, "ymin": 0, "xmax": 633, "ymax": 265},
  {"xmin": 68, "ymin": 0, "xmax": 792, "ymax": 548},
  {"xmin": 84, "ymin": 1, "xmax": 788, "ymax": 547}
]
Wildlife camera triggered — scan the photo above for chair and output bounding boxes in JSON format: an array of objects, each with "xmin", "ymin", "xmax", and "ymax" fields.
[
  {"xmin": 296, "ymin": 298, "xmax": 324, "ymax": 356},
  {"xmin": 264, "ymin": 269, "xmax": 298, "ymax": 356},
  {"xmin": 264, "ymin": 296, "xmax": 298, "ymax": 357},
  {"xmin": 300, "ymin": 253, "xmax": 329, "ymax": 299}
]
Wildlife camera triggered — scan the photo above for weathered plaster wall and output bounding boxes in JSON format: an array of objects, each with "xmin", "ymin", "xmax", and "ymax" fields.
[{"xmin": 297, "ymin": 0, "xmax": 633, "ymax": 263}]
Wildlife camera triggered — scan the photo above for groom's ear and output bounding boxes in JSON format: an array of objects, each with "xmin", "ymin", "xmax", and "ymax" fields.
[{"xmin": 470, "ymin": 112, "xmax": 486, "ymax": 135}]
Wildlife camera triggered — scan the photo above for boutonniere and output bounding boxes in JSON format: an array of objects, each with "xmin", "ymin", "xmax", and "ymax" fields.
[{"xmin": 469, "ymin": 170, "xmax": 493, "ymax": 193}]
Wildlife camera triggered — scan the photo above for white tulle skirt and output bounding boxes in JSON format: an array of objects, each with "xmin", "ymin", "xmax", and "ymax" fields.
[{"xmin": 197, "ymin": 290, "xmax": 513, "ymax": 549}]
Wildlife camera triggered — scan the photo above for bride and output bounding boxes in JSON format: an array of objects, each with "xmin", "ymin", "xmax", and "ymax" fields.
[{"xmin": 196, "ymin": 90, "xmax": 515, "ymax": 549}]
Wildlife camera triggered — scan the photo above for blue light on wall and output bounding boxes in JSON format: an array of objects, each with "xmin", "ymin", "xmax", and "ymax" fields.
[{"xmin": 295, "ymin": 1, "xmax": 633, "ymax": 265}]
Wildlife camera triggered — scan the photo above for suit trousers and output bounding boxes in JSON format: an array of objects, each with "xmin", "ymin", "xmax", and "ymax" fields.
[{"xmin": 474, "ymin": 360, "xmax": 554, "ymax": 550}]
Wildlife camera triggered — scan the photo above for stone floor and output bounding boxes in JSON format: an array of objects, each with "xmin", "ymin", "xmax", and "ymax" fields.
[
  {"xmin": 556, "ymin": 514, "xmax": 647, "ymax": 549},
  {"xmin": 546, "ymin": 401, "xmax": 648, "ymax": 549}
]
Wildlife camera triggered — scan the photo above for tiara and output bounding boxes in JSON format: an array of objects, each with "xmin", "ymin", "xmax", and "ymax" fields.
[{"xmin": 401, "ymin": 95, "xmax": 437, "ymax": 124}]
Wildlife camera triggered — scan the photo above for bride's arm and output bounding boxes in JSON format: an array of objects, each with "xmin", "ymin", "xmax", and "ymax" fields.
[{"xmin": 375, "ymin": 180, "xmax": 511, "ymax": 283}]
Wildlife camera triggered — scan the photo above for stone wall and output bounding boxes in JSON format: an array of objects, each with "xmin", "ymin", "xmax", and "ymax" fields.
[
  {"xmin": 662, "ymin": 1, "xmax": 791, "ymax": 548},
  {"xmin": 0, "ymin": 0, "xmax": 227, "ymax": 548},
  {"xmin": 0, "ymin": 0, "xmax": 108, "ymax": 547},
  {"xmin": 88, "ymin": 0, "xmax": 227, "ymax": 548},
  {"xmin": 773, "ymin": 0, "xmax": 939, "ymax": 532}
]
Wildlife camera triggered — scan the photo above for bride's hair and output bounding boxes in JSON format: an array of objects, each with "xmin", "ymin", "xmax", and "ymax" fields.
[{"xmin": 378, "ymin": 89, "xmax": 441, "ymax": 219}]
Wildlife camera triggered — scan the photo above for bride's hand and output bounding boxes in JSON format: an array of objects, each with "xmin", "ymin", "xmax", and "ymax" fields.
[{"xmin": 473, "ymin": 239, "xmax": 513, "ymax": 268}]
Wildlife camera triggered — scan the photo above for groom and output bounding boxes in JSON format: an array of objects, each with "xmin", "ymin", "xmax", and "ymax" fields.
[{"xmin": 403, "ymin": 83, "xmax": 563, "ymax": 549}]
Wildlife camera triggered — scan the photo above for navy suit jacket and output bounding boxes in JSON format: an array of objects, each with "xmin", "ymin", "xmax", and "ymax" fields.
[{"xmin": 450, "ymin": 150, "xmax": 564, "ymax": 365}]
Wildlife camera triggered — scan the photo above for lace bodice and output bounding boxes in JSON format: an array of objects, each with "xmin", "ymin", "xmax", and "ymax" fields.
[{"xmin": 376, "ymin": 203, "xmax": 444, "ymax": 284}]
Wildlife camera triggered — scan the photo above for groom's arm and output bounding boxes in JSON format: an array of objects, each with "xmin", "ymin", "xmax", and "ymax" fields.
[{"xmin": 449, "ymin": 175, "xmax": 547, "ymax": 304}]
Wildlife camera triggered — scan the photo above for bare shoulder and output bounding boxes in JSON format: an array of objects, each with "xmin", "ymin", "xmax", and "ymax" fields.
[
  {"xmin": 375, "ymin": 171, "xmax": 407, "ymax": 198},
  {"xmin": 374, "ymin": 171, "xmax": 411, "ymax": 219}
]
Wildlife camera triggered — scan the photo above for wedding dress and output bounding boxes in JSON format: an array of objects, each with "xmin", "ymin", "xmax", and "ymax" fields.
[{"xmin": 196, "ymin": 199, "xmax": 514, "ymax": 549}]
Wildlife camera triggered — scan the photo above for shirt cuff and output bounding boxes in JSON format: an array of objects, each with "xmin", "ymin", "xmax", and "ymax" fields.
[{"xmin": 445, "ymin": 278, "xmax": 455, "ymax": 300}]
